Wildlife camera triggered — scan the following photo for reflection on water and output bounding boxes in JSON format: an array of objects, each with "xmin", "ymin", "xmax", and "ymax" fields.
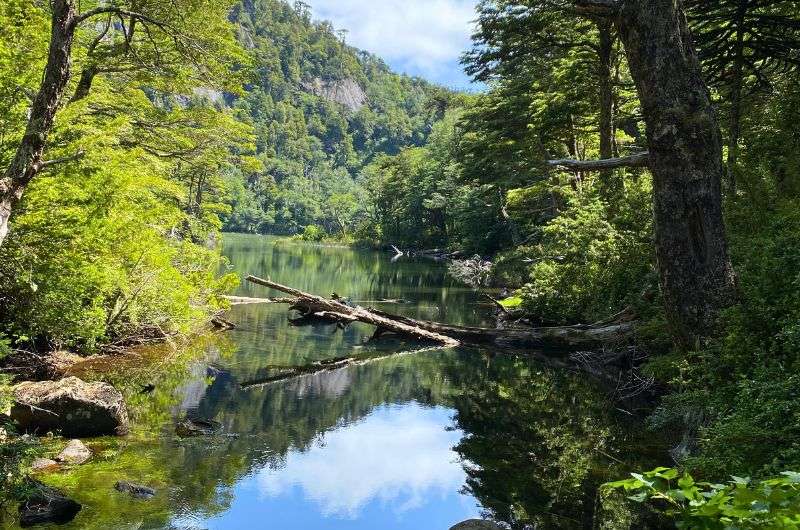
[
  {"xmin": 185, "ymin": 404, "xmax": 477, "ymax": 530},
  {"xmin": 21, "ymin": 235, "xmax": 664, "ymax": 530}
]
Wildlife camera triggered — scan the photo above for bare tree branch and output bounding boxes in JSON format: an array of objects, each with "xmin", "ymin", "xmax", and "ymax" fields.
[
  {"xmin": 34, "ymin": 150, "xmax": 85, "ymax": 171},
  {"xmin": 74, "ymin": 8, "xmax": 172, "ymax": 31},
  {"xmin": 547, "ymin": 152, "xmax": 650, "ymax": 171}
]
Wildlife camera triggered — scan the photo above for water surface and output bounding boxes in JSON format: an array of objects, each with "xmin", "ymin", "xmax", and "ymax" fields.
[{"xmin": 23, "ymin": 234, "xmax": 662, "ymax": 529}]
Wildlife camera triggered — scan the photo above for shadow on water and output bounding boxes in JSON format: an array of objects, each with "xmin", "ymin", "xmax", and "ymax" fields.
[{"xmin": 17, "ymin": 234, "xmax": 667, "ymax": 530}]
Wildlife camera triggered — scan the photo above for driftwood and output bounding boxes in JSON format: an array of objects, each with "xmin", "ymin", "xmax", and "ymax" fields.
[
  {"xmin": 247, "ymin": 276, "xmax": 460, "ymax": 346},
  {"xmin": 245, "ymin": 276, "xmax": 635, "ymax": 351},
  {"xmin": 224, "ymin": 295, "xmax": 408, "ymax": 306},
  {"xmin": 547, "ymin": 152, "xmax": 650, "ymax": 171},
  {"xmin": 223, "ymin": 295, "xmax": 297, "ymax": 305}
]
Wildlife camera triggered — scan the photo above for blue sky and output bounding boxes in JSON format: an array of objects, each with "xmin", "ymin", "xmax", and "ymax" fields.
[{"xmin": 303, "ymin": 0, "xmax": 480, "ymax": 90}]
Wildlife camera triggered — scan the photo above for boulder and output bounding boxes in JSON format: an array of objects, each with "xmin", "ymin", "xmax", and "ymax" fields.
[
  {"xmin": 450, "ymin": 520, "xmax": 503, "ymax": 530},
  {"xmin": 30, "ymin": 458, "xmax": 59, "ymax": 472},
  {"xmin": 56, "ymin": 439, "xmax": 91, "ymax": 465},
  {"xmin": 114, "ymin": 481, "xmax": 156, "ymax": 500},
  {"xmin": 11, "ymin": 377, "xmax": 129, "ymax": 437},
  {"xmin": 18, "ymin": 482, "xmax": 81, "ymax": 527}
]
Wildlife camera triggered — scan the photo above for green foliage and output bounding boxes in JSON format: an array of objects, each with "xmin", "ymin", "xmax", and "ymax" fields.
[
  {"xmin": 515, "ymin": 175, "xmax": 654, "ymax": 323},
  {"xmin": 605, "ymin": 468, "xmax": 800, "ymax": 529},
  {"xmin": 0, "ymin": 438, "xmax": 41, "ymax": 517},
  {"xmin": 298, "ymin": 224, "xmax": 325, "ymax": 242},
  {"xmin": 0, "ymin": 0, "xmax": 248, "ymax": 351},
  {"xmin": 361, "ymin": 106, "xmax": 513, "ymax": 254}
]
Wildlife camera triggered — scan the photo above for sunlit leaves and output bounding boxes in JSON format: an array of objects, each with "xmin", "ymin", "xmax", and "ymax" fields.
[{"xmin": 604, "ymin": 468, "xmax": 800, "ymax": 528}]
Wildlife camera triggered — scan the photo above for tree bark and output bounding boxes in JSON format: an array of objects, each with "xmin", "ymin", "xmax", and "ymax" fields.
[
  {"xmin": 246, "ymin": 276, "xmax": 461, "ymax": 347},
  {"xmin": 71, "ymin": 65, "xmax": 98, "ymax": 103},
  {"xmin": 0, "ymin": 0, "xmax": 77, "ymax": 248},
  {"xmin": 613, "ymin": 0, "xmax": 737, "ymax": 348}
]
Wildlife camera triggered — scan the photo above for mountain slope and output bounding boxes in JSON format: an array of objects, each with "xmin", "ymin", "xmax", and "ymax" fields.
[{"xmin": 223, "ymin": 0, "xmax": 449, "ymax": 235}]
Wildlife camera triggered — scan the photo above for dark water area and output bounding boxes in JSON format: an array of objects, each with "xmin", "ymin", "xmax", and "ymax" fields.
[{"xmin": 19, "ymin": 234, "xmax": 666, "ymax": 529}]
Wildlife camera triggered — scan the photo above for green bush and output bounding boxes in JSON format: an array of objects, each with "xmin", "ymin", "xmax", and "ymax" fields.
[
  {"xmin": 604, "ymin": 467, "xmax": 800, "ymax": 529},
  {"xmin": 0, "ymin": 144, "xmax": 236, "ymax": 352},
  {"xmin": 299, "ymin": 225, "xmax": 326, "ymax": 242},
  {"xmin": 517, "ymin": 177, "xmax": 654, "ymax": 324}
]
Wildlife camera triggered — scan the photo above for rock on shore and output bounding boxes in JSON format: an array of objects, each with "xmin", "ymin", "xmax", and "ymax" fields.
[
  {"xmin": 56, "ymin": 439, "xmax": 92, "ymax": 465},
  {"xmin": 11, "ymin": 377, "xmax": 129, "ymax": 437},
  {"xmin": 18, "ymin": 482, "xmax": 81, "ymax": 527}
]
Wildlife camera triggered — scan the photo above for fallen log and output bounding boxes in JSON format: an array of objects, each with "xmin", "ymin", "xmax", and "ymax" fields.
[
  {"xmin": 246, "ymin": 276, "xmax": 460, "ymax": 347},
  {"xmin": 223, "ymin": 295, "xmax": 297, "ymax": 305},
  {"xmin": 245, "ymin": 276, "xmax": 635, "ymax": 351}
]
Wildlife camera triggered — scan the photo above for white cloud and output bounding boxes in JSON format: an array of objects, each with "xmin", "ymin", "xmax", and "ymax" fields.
[
  {"xmin": 256, "ymin": 404, "xmax": 469, "ymax": 518},
  {"xmin": 304, "ymin": 0, "xmax": 477, "ymax": 87}
]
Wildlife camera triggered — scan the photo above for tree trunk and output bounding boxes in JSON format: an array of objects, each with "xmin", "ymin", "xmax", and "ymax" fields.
[
  {"xmin": 598, "ymin": 21, "xmax": 615, "ymax": 161},
  {"xmin": 246, "ymin": 276, "xmax": 637, "ymax": 351},
  {"xmin": 597, "ymin": 19, "xmax": 622, "ymax": 204},
  {"xmin": 0, "ymin": 0, "xmax": 77, "ymax": 248},
  {"xmin": 726, "ymin": 0, "xmax": 749, "ymax": 192},
  {"xmin": 71, "ymin": 65, "xmax": 98, "ymax": 103},
  {"xmin": 614, "ymin": 0, "xmax": 737, "ymax": 348}
]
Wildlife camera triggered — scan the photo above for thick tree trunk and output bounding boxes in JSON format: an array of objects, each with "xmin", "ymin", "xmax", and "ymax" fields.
[
  {"xmin": 614, "ymin": 0, "xmax": 737, "ymax": 347},
  {"xmin": 0, "ymin": 0, "xmax": 77, "ymax": 248}
]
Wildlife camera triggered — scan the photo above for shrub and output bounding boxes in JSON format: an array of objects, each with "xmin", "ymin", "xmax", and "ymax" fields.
[
  {"xmin": 298, "ymin": 225, "xmax": 326, "ymax": 242},
  {"xmin": 517, "ymin": 178, "xmax": 654, "ymax": 324},
  {"xmin": 604, "ymin": 467, "xmax": 800, "ymax": 529}
]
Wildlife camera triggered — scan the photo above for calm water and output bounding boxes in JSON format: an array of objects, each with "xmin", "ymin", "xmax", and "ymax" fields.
[{"xmin": 21, "ymin": 234, "xmax": 663, "ymax": 529}]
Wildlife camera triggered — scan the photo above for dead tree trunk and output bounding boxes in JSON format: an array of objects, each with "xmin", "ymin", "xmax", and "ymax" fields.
[
  {"xmin": 246, "ymin": 276, "xmax": 636, "ymax": 351},
  {"xmin": 246, "ymin": 276, "xmax": 461, "ymax": 347},
  {"xmin": 0, "ymin": 0, "xmax": 77, "ymax": 248}
]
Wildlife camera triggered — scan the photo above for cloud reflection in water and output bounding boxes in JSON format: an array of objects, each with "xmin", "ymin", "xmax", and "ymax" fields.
[{"xmin": 255, "ymin": 403, "xmax": 472, "ymax": 520}]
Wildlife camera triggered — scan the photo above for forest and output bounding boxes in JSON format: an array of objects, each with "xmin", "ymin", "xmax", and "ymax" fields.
[{"xmin": 1, "ymin": 0, "xmax": 800, "ymax": 528}]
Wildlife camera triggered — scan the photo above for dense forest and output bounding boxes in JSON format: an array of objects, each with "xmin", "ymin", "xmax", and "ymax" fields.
[{"xmin": 2, "ymin": 0, "xmax": 800, "ymax": 528}]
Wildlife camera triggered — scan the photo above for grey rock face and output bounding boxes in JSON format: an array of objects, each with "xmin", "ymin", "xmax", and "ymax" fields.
[
  {"xmin": 30, "ymin": 458, "xmax": 59, "ymax": 472},
  {"xmin": 302, "ymin": 78, "xmax": 367, "ymax": 111}
]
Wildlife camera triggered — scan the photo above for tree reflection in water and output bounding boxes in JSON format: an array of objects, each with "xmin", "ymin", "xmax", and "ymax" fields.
[{"xmin": 29, "ymin": 236, "xmax": 666, "ymax": 530}]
